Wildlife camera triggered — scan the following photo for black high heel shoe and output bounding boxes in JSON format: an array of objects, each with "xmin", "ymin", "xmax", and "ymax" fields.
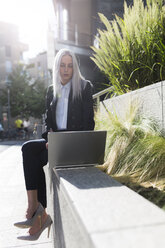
[{"xmin": 14, "ymin": 203, "xmax": 44, "ymax": 229}]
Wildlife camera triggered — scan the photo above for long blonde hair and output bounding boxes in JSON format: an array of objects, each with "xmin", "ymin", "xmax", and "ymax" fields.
[{"xmin": 52, "ymin": 48, "xmax": 84, "ymax": 100}]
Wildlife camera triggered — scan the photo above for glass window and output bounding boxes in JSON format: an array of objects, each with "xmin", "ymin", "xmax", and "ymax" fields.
[
  {"xmin": 5, "ymin": 60, "xmax": 12, "ymax": 73},
  {"xmin": 63, "ymin": 9, "xmax": 68, "ymax": 40},
  {"xmin": 20, "ymin": 51, "xmax": 23, "ymax": 60},
  {"xmin": 37, "ymin": 62, "xmax": 41, "ymax": 70},
  {"xmin": 5, "ymin": 46, "xmax": 11, "ymax": 57}
]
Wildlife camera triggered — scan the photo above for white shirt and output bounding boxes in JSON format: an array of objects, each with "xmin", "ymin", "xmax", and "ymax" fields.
[
  {"xmin": 23, "ymin": 120, "xmax": 30, "ymax": 128},
  {"xmin": 56, "ymin": 81, "xmax": 71, "ymax": 130}
]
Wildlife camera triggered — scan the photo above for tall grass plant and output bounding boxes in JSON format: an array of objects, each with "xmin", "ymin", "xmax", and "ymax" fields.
[
  {"xmin": 95, "ymin": 102, "xmax": 165, "ymax": 192},
  {"xmin": 91, "ymin": 0, "xmax": 165, "ymax": 94}
]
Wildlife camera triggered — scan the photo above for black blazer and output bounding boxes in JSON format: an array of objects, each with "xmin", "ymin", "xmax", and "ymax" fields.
[{"xmin": 42, "ymin": 80, "xmax": 95, "ymax": 140}]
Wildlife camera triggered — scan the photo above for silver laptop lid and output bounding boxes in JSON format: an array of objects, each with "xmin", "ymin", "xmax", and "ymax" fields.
[{"xmin": 48, "ymin": 130, "xmax": 107, "ymax": 168}]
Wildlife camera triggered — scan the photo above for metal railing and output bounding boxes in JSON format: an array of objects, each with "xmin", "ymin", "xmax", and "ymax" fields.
[
  {"xmin": 93, "ymin": 86, "xmax": 113, "ymax": 111},
  {"xmin": 57, "ymin": 23, "xmax": 93, "ymax": 47}
]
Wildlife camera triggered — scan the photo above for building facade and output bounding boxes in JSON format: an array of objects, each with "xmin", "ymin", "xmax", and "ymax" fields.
[
  {"xmin": 26, "ymin": 51, "xmax": 51, "ymax": 87},
  {"xmin": 47, "ymin": 0, "xmax": 133, "ymax": 92},
  {"xmin": 0, "ymin": 22, "xmax": 28, "ymax": 87}
]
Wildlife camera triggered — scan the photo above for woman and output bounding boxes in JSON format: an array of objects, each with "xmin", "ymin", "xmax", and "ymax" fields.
[{"xmin": 14, "ymin": 48, "xmax": 95, "ymax": 240}]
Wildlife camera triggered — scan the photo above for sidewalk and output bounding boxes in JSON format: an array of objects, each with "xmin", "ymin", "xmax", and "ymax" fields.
[{"xmin": 0, "ymin": 141, "xmax": 53, "ymax": 248}]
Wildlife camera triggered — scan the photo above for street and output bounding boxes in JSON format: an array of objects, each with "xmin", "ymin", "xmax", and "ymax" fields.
[{"xmin": 0, "ymin": 141, "xmax": 52, "ymax": 248}]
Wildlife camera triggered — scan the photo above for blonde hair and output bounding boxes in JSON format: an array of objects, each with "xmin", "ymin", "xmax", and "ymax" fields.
[{"xmin": 53, "ymin": 48, "xmax": 84, "ymax": 100}]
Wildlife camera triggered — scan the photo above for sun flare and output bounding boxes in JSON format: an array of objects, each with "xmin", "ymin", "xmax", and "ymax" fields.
[{"xmin": 0, "ymin": 0, "xmax": 54, "ymax": 58}]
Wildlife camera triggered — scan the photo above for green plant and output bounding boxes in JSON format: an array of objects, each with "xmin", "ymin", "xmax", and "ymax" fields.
[
  {"xmin": 95, "ymin": 101, "xmax": 165, "ymax": 189},
  {"xmin": 91, "ymin": 0, "xmax": 165, "ymax": 94},
  {"xmin": 0, "ymin": 65, "xmax": 46, "ymax": 118}
]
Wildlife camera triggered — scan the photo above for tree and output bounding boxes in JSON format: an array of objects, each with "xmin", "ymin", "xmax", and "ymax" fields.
[
  {"xmin": 25, "ymin": 79, "xmax": 46, "ymax": 119},
  {"xmin": 0, "ymin": 65, "xmax": 46, "ymax": 119}
]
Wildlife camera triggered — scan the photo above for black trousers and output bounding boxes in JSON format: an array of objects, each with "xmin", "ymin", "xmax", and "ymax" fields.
[{"xmin": 22, "ymin": 139, "xmax": 48, "ymax": 208}]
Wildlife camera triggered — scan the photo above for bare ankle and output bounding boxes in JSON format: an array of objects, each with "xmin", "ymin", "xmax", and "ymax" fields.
[{"xmin": 26, "ymin": 203, "xmax": 39, "ymax": 219}]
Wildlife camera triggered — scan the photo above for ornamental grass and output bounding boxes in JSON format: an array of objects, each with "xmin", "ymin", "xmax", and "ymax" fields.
[
  {"xmin": 91, "ymin": 0, "xmax": 165, "ymax": 94},
  {"xmin": 95, "ymin": 102, "xmax": 165, "ymax": 199}
]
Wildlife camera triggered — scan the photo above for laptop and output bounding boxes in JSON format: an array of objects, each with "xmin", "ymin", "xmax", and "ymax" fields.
[{"xmin": 48, "ymin": 130, "xmax": 107, "ymax": 168}]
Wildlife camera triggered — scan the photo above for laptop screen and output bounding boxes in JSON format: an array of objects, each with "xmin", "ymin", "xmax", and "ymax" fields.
[{"xmin": 48, "ymin": 130, "xmax": 107, "ymax": 168}]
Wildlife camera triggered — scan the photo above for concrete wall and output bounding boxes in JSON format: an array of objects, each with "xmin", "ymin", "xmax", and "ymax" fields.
[
  {"xmin": 101, "ymin": 81, "xmax": 165, "ymax": 130},
  {"xmin": 45, "ymin": 165, "xmax": 165, "ymax": 248}
]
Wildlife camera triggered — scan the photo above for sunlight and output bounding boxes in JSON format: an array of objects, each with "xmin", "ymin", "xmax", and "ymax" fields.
[{"xmin": 0, "ymin": 0, "xmax": 55, "ymax": 58}]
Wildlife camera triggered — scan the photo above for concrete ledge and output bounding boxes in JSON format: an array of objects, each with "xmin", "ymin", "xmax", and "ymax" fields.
[
  {"xmin": 45, "ymin": 166, "xmax": 165, "ymax": 248},
  {"xmin": 101, "ymin": 81, "xmax": 165, "ymax": 130}
]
